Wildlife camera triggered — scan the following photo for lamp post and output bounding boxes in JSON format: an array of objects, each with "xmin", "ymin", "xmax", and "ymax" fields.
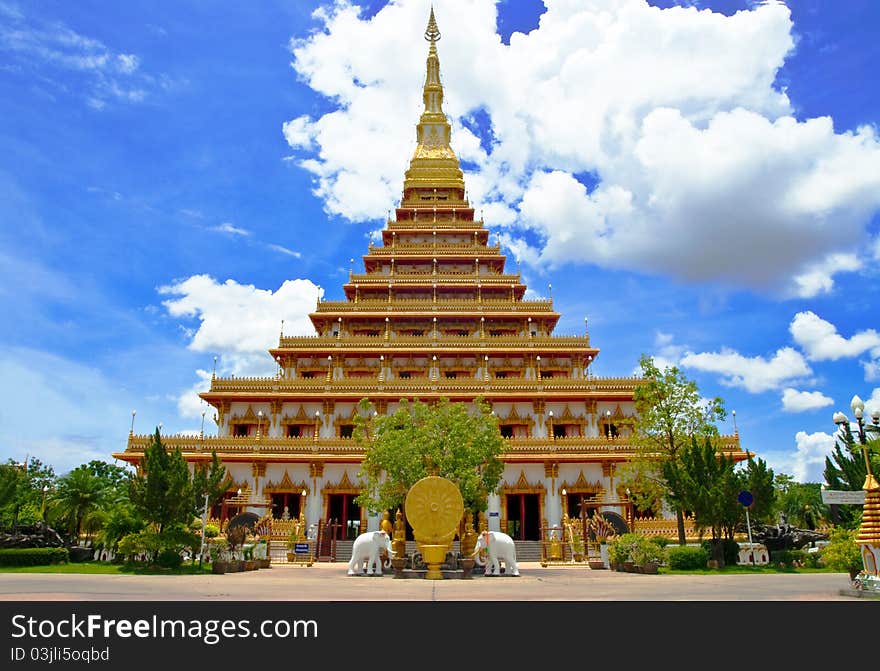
[
  {"xmin": 832, "ymin": 395, "xmax": 880, "ymax": 578},
  {"xmin": 41, "ymin": 484, "xmax": 49, "ymax": 525}
]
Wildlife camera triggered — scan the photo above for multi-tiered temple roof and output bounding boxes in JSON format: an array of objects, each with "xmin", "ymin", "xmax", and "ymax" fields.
[{"xmin": 115, "ymin": 10, "xmax": 743, "ymax": 540}]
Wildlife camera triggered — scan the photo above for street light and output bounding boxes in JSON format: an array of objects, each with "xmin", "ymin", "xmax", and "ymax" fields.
[{"xmin": 832, "ymin": 395, "xmax": 880, "ymax": 579}]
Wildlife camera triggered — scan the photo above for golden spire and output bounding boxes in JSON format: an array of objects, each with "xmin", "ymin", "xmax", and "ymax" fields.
[
  {"xmin": 425, "ymin": 6, "xmax": 440, "ymax": 43},
  {"xmin": 402, "ymin": 7, "xmax": 464, "ymax": 197}
]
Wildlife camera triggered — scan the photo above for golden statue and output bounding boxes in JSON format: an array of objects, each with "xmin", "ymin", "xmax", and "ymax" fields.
[
  {"xmin": 548, "ymin": 529, "xmax": 562, "ymax": 561},
  {"xmin": 392, "ymin": 509, "xmax": 406, "ymax": 559},
  {"xmin": 380, "ymin": 510, "xmax": 393, "ymax": 535}
]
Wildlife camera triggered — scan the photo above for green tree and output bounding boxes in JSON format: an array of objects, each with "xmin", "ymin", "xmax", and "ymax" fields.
[
  {"xmin": 354, "ymin": 397, "xmax": 504, "ymax": 516},
  {"xmin": 824, "ymin": 421, "xmax": 880, "ymax": 529},
  {"xmin": 49, "ymin": 467, "xmax": 108, "ymax": 541},
  {"xmin": 191, "ymin": 451, "xmax": 229, "ymax": 517},
  {"xmin": 739, "ymin": 456, "xmax": 776, "ymax": 525},
  {"xmin": 631, "ymin": 355, "xmax": 726, "ymax": 545},
  {"xmin": 662, "ymin": 435, "xmax": 739, "ymax": 562},
  {"xmin": 0, "ymin": 458, "xmax": 55, "ymax": 532},
  {"xmin": 129, "ymin": 429, "xmax": 195, "ymax": 534},
  {"xmin": 773, "ymin": 474, "xmax": 827, "ymax": 530}
]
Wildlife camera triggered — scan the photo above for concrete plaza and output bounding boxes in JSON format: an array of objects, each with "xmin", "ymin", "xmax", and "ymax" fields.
[{"xmin": 0, "ymin": 563, "xmax": 864, "ymax": 601}]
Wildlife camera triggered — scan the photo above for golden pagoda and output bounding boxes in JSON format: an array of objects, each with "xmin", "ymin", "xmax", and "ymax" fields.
[{"xmin": 115, "ymin": 9, "xmax": 744, "ymax": 548}]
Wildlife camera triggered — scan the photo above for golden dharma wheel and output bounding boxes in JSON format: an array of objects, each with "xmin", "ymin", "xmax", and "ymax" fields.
[{"xmin": 404, "ymin": 476, "xmax": 464, "ymax": 540}]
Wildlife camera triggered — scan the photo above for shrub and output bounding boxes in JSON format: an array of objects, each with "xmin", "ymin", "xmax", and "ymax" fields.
[
  {"xmin": 631, "ymin": 537, "xmax": 665, "ymax": 566},
  {"xmin": 608, "ymin": 533, "xmax": 665, "ymax": 566},
  {"xmin": 652, "ymin": 536, "xmax": 673, "ymax": 548},
  {"xmin": 204, "ymin": 524, "xmax": 220, "ymax": 539},
  {"xmin": 0, "ymin": 548, "xmax": 69, "ymax": 566},
  {"xmin": 770, "ymin": 549, "xmax": 804, "ymax": 568},
  {"xmin": 820, "ymin": 527, "xmax": 862, "ymax": 575},
  {"xmin": 608, "ymin": 533, "xmax": 641, "ymax": 564},
  {"xmin": 666, "ymin": 545, "xmax": 709, "ymax": 570},
  {"xmin": 157, "ymin": 548, "xmax": 183, "ymax": 569}
]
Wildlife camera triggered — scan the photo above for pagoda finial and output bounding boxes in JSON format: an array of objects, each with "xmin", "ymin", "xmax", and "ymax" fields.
[
  {"xmin": 401, "ymin": 7, "xmax": 464, "ymax": 198},
  {"xmin": 425, "ymin": 6, "xmax": 441, "ymax": 43}
]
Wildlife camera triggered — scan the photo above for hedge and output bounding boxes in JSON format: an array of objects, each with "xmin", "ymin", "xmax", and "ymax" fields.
[
  {"xmin": 0, "ymin": 548, "xmax": 69, "ymax": 566},
  {"xmin": 666, "ymin": 546, "xmax": 709, "ymax": 570}
]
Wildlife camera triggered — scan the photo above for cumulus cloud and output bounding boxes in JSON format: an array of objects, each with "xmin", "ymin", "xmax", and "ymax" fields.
[
  {"xmin": 159, "ymin": 275, "xmax": 321, "ymax": 363},
  {"xmin": 781, "ymin": 388, "xmax": 833, "ymax": 413},
  {"xmin": 791, "ymin": 431, "xmax": 836, "ymax": 483},
  {"xmin": 680, "ymin": 346, "xmax": 810, "ymax": 393},
  {"xmin": 283, "ymin": 0, "xmax": 880, "ymax": 292},
  {"xmin": 789, "ymin": 311, "xmax": 880, "ymax": 361},
  {"xmin": 790, "ymin": 253, "xmax": 861, "ymax": 298},
  {"xmin": 159, "ymin": 275, "xmax": 323, "ymax": 417}
]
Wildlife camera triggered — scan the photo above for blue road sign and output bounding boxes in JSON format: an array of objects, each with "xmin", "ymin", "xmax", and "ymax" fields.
[{"xmin": 737, "ymin": 490, "xmax": 754, "ymax": 508}]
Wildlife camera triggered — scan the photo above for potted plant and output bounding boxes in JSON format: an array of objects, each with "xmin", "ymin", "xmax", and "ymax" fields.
[
  {"xmin": 632, "ymin": 537, "xmax": 664, "ymax": 574},
  {"xmin": 209, "ymin": 540, "xmax": 229, "ymax": 574},
  {"xmin": 254, "ymin": 540, "xmax": 271, "ymax": 568},
  {"xmin": 225, "ymin": 526, "xmax": 247, "ymax": 571},
  {"xmin": 243, "ymin": 545, "xmax": 257, "ymax": 571}
]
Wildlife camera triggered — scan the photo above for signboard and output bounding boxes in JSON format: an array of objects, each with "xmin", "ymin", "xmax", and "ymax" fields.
[
  {"xmin": 821, "ymin": 489, "xmax": 866, "ymax": 505},
  {"xmin": 488, "ymin": 512, "xmax": 499, "ymax": 518},
  {"xmin": 737, "ymin": 490, "xmax": 753, "ymax": 508},
  {"xmin": 294, "ymin": 543, "xmax": 311, "ymax": 554}
]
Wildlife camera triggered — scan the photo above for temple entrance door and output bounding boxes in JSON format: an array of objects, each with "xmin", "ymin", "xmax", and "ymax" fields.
[
  {"xmin": 327, "ymin": 494, "xmax": 361, "ymax": 540},
  {"xmin": 505, "ymin": 494, "xmax": 540, "ymax": 540}
]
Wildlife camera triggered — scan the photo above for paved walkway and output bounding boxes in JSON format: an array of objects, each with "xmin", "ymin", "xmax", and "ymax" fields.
[{"xmin": 0, "ymin": 563, "xmax": 862, "ymax": 601}]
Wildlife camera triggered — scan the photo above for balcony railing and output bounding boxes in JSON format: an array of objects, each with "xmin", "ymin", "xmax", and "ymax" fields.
[
  {"xmin": 118, "ymin": 432, "xmax": 743, "ymax": 458},
  {"xmin": 276, "ymin": 333, "xmax": 593, "ymax": 348},
  {"xmin": 205, "ymin": 375, "xmax": 644, "ymax": 394}
]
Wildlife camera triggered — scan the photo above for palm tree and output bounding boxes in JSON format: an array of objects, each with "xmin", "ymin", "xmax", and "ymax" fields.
[{"xmin": 49, "ymin": 466, "xmax": 108, "ymax": 542}]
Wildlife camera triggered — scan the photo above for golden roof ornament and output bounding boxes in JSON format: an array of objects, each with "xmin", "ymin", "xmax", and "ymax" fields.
[
  {"xmin": 402, "ymin": 7, "xmax": 464, "ymax": 196},
  {"xmin": 425, "ymin": 6, "xmax": 441, "ymax": 43}
]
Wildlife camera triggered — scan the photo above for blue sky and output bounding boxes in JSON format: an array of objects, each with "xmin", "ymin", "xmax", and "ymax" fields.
[{"xmin": 1, "ymin": 0, "xmax": 879, "ymax": 482}]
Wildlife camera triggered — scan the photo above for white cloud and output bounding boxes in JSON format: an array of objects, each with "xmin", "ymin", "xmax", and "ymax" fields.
[
  {"xmin": 266, "ymin": 243, "xmax": 301, "ymax": 258},
  {"xmin": 176, "ymin": 369, "xmax": 213, "ymax": 420},
  {"xmin": 790, "ymin": 253, "xmax": 861, "ymax": 298},
  {"xmin": 789, "ymin": 311, "xmax": 880, "ymax": 361},
  {"xmin": 680, "ymin": 346, "xmax": 810, "ymax": 393},
  {"xmin": 781, "ymin": 388, "xmax": 833, "ymax": 413},
  {"xmin": 283, "ymin": 0, "xmax": 880, "ymax": 292},
  {"xmin": 791, "ymin": 431, "xmax": 836, "ymax": 483},
  {"xmin": 159, "ymin": 274, "xmax": 321, "ymax": 376},
  {"xmin": 0, "ymin": 9, "xmax": 158, "ymax": 107},
  {"xmin": 212, "ymin": 222, "xmax": 251, "ymax": 236}
]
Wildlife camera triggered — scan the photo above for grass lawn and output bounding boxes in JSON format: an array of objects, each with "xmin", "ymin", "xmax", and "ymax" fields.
[{"xmin": 0, "ymin": 562, "xmax": 214, "ymax": 575}]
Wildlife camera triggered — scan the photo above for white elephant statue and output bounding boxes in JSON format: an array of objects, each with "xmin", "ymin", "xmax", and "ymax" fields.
[
  {"xmin": 473, "ymin": 530, "xmax": 519, "ymax": 576},
  {"xmin": 347, "ymin": 530, "xmax": 393, "ymax": 576}
]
